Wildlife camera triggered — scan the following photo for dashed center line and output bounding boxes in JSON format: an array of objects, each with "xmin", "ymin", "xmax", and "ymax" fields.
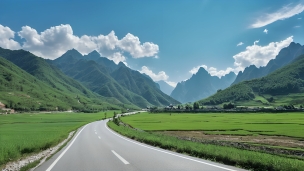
[
  {"xmin": 111, "ymin": 150, "xmax": 130, "ymax": 164},
  {"xmin": 98, "ymin": 136, "xmax": 101, "ymax": 139}
]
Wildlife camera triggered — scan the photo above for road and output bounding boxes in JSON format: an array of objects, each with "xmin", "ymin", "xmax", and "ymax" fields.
[{"xmin": 35, "ymin": 117, "xmax": 246, "ymax": 171}]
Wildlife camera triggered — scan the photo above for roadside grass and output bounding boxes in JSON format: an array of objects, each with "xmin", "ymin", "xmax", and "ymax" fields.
[
  {"xmin": 120, "ymin": 112, "xmax": 304, "ymax": 138},
  {"xmin": 108, "ymin": 121, "xmax": 304, "ymax": 171},
  {"xmin": 19, "ymin": 158, "xmax": 41, "ymax": 171},
  {"xmin": 0, "ymin": 111, "xmax": 119, "ymax": 168}
]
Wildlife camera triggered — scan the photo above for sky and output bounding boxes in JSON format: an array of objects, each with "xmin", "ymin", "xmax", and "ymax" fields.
[{"xmin": 0, "ymin": 0, "xmax": 304, "ymax": 87}]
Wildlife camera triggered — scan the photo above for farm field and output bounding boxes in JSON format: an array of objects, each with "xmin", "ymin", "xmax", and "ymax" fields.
[
  {"xmin": 0, "ymin": 111, "xmax": 119, "ymax": 168},
  {"xmin": 121, "ymin": 112, "xmax": 304, "ymax": 138}
]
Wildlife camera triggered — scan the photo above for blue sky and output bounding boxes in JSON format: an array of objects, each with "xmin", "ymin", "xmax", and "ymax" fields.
[{"xmin": 0, "ymin": 0, "xmax": 304, "ymax": 87}]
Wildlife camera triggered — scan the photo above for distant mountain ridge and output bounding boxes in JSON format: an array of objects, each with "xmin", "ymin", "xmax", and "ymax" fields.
[
  {"xmin": 52, "ymin": 49, "xmax": 180, "ymax": 107},
  {"xmin": 199, "ymin": 53, "xmax": 304, "ymax": 106},
  {"xmin": 170, "ymin": 68, "xmax": 236, "ymax": 103},
  {"xmin": 232, "ymin": 42, "xmax": 304, "ymax": 85}
]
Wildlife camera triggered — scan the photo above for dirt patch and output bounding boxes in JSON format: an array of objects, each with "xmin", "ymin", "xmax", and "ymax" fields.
[
  {"xmin": 158, "ymin": 131, "xmax": 304, "ymax": 159},
  {"xmin": 160, "ymin": 131, "xmax": 304, "ymax": 148},
  {"xmin": 0, "ymin": 102, "xmax": 5, "ymax": 108}
]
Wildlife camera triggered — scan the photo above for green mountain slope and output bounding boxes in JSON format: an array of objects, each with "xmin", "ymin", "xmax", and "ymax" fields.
[
  {"xmin": 199, "ymin": 54, "xmax": 304, "ymax": 106},
  {"xmin": 0, "ymin": 47, "xmax": 130, "ymax": 111},
  {"xmin": 52, "ymin": 52, "xmax": 151, "ymax": 108},
  {"xmin": 52, "ymin": 49, "xmax": 179, "ymax": 107},
  {"xmin": 0, "ymin": 56, "xmax": 119, "ymax": 111},
  {"xmin": 111, "ymin": 64, "xmax": 180, "ymax": 106}
]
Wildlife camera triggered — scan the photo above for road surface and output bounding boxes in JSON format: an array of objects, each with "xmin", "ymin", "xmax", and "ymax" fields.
[{"xmin": 35, "ymin": 118, "xmax": 246, "ymax": 171}]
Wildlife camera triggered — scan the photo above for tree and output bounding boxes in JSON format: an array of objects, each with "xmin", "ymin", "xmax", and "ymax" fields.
[
  {"xmin": 223, "ymin": 102, "xmax": 235, "ymax": 109},
  {"xmin": 193, "ymin": 102, "xmax": 199, "ymax": 110}
]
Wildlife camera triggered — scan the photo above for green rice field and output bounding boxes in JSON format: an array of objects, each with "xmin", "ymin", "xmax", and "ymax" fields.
[
  {"xmin": 121, "ymin": 112, "xmax": 304, "ymax": 138},
  {"xmin": 0, "ymin": 111, "xmax": 118, "ymax": 167}
]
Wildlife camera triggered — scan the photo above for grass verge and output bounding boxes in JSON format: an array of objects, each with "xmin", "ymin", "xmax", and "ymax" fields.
[
  {"xmin": 108, "ymin": 121, "xmax": 304, "ymax": 171},
  {"xmin": 19, "ymin": 159, "xmax": 41, "ymax": 171}
]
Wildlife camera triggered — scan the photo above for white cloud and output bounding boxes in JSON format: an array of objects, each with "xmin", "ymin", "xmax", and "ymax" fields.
[
  {"xmin": 233, "ymin": 36, "xmax": 293, "ymax": 71},
  {"xmin": 107, "ymin": 52, "xmax": 126, "ymax": 64},
  {"xmin": 14, "ymin": 24, "xmax": 159, "ymax": 60},
  {"xmin": 251, "ymin": 3, "xmax": 304, "ymax": 28},
  {"xmin": 298, "ymin": 17, "xmax": 302, "ymax": 19},
  {"xmin": 189, "ymin": 36, "xmax": 294, "ymax": 78},
  {"xmin": 117, "ymin": 33, "xmax": 159, "ymax": 58},
  {"xmin": 0, "ymin": 25, "xmax": 21, "ymax": 50},
  {"xmin": 189, "ymin": 65, "xmax": 235, "ymax": 77},
  {"xmin": 139, "ymin": 66, "xmax": 169, "ymax": 81},
  {"xmin": 237, "ymin": 42, "xmax": 244, "ymax": 46},
  {"xmin": 263, "ymin": 29, "xmax": 268, "ymax": 34},
  {"xmin": 165, "ymin": 81, "xmax": 177, "ymax": 87},
  {"xmin": 294, "ymin": 25, "xmax": 301, "ymax": 28}
]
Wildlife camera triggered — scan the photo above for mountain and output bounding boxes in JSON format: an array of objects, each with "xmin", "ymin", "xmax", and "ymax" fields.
[
  {"xmin": 199, "ymin": 54, "xmax": 304, "ymax": 106},
  {"xmin": 0, "ymin": 47, "xmax": 127, "ymax": 111},
  {"xmin": 0, "ymin": 56, "xmax": 120, "ymax": 111},
  {"xmin": 156, "ymin": 80, "xmax": 174, "ymax": 95},
  {"xmin": 52, "ymin": 49, "xmax": 180, "ymax": 107},
  {"xmin": 232, "ymin": 42, "xmax": 304, "ymax": 85},
  {"xmin": 170, "ymin": 68, "xmax": 236, "ymax": 103},
  {"xmin": 111, "ymin": 65, "xmax": 179, "ymax": 106}
]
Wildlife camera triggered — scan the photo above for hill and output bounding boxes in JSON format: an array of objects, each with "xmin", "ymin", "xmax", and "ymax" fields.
[
  {"xmin": 170, "ymin": 68, "xmax": 236, "ymax": 103},
  {"xmin": 0, "ymin": 47, "xmax": 131, "ymax": 111},
  {"xmin": 232, "ymin": 42, "xmax": 304, "ymax": 85},
  {"xmin": 0, "ymin": 56, "xmax": 120, "ymax": 111},
  {"xmin": 52, "ymin": 49, "xmax": 180, "ymax": 107},
  {"xmin": 199, "ymin": 54, "xmax": 304, "ymax": 106}
]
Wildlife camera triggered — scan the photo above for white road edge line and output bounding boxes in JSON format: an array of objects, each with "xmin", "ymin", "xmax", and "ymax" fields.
[
  {"xmin": 111, "ymin": 150, "xmax": 130, "ymax": 164},
  {"xmin": 105, "ymin": 122, "xmax": 237, "ymax": 171},
  {"xmin": 98, "ymin": 136, "xmax": 101, "ymax": 139},
  {"xmin": 46, "ymin": 124, "xmax": 88, "ymax": 171}
]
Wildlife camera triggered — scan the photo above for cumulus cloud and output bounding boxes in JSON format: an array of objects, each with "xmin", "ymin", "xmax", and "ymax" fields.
[
  {"xmin": 107, "ymin": 52, "xmax": 126, "ymax": 64},
  {"xmin": 237, "ymin": 42, "xmax": 244, "ymax": 46},
  {"xmin": 118, "ymin": 33, "xmax": 159, "ymax": 58},
  {"xmin": 263, "ymin": 29, "xmax": 268, "ymax": 34},
  {"xmin": 11, "ymin": 24, "xmax": 159, "ymax": 62},
  {"xmin": 139, "ymin": 66, "xmax": 169, "ymax": 81},
  {"xmin": 298, "ymin": 17, "xmax": 302, "ymax": 19},
  {"xmin": 0, "ymin": 25, "xmax": 21, "ymax": 50},
  {"xmin": 233, "ymin": 36, "xmax": 293, "ymax": 71},
  {"xmin": 294, "ymin": 25, "xmax": 301, "ymax": 28},
  {"xmin": 138, "ymin": 66, "xmax": 177, "ymax": 87},
  {"xmin": 251, "ymin": 3, "xmax": 304, "ymax": 28},
  {"xmin": 189, "ymin": 65, "xmax": 234, "ymax": 77}
]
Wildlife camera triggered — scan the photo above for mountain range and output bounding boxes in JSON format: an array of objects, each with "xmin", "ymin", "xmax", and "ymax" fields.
[
  {"xmin": 199, "ymin": 53, "xmax": 304, "ymax": 106},
  {"xmin": 170, "ymin": 68, "xmax": 236, "ymax": 103},
  {"xmin": 232, "ymin": 42, "xmax": 304, "ymax": 85},
  {"xmin": 0, "ymin": 47, "xmax": 179, "ymax": 111},
  {"xmin": 0, "ymin": 48, "xmax": 123, "ymax": 111},
  {"xmin": 51, "ymin": 49, "xmax": 180, "ymax": 108}
]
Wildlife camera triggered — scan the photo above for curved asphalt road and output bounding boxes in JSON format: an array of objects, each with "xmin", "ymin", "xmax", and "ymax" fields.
[{"xmin": 35, "ymin": 117, "xmax": 247, "ymax": 171}]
